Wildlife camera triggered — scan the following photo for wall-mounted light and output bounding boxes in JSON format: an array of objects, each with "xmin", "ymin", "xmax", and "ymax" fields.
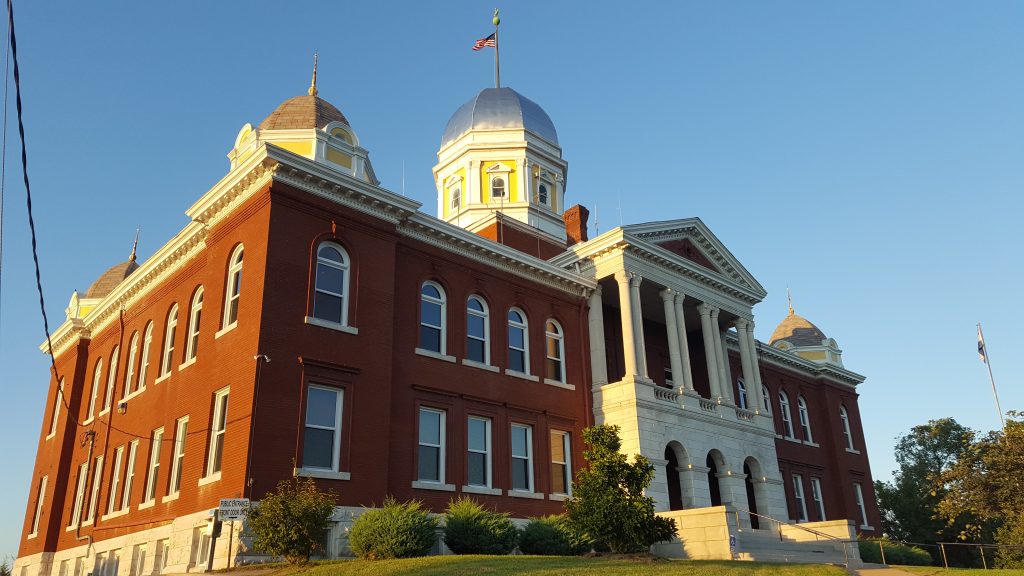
[{"xmin": 117, "ymin": 401, "xmax": 128, "ymax": 415}]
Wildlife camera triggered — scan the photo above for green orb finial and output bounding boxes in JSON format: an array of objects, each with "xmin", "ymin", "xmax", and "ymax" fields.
[{"xmin": 493, "ymin": 8, "xmax": 500, "ymax": 26}]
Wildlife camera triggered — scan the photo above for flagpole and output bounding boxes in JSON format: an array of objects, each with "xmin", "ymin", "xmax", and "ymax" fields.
[
  {"xmin": 493, "ymin": 9, "xmax": 501, "ymax": 88},
  {"xmin": 978, "ymin": 322, "xmax": 1005, "ymax": 429}
]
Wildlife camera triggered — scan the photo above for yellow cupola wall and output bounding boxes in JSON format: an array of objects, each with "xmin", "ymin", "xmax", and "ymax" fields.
[{"xmin": 434, "ymin": 87, "xmax": 569, "ymax": 241}]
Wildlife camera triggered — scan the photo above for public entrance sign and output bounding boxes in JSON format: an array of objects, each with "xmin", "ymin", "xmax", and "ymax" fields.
[{"xmin": 218, "ymin": 498, "xmax": 250, "ymax": 521}]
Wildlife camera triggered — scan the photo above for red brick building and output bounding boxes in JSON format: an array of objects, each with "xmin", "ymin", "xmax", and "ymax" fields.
[{"xmin": 15, "ymin": 82, "xmax": 879, "ymax": 576}]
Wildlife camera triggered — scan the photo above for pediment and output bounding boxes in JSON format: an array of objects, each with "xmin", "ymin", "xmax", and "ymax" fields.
[{"xmin": 622, "ymin": 218, "xmax": 766, "ymax": 298}]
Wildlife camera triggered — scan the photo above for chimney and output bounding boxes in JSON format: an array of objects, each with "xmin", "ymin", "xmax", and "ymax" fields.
[{"xmin": 563, "ymin": 204, "xmax": 590, "ymax": 247}]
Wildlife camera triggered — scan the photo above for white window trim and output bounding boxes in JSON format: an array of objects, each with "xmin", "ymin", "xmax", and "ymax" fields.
[
  {"xmin": 487, "ymin": 167, "xmax": 510, "ymax": 201},
  {"xmin": 840, "ymin": 406, "xmax": 855, "ymax": 451},
  {"xmin": 797, "ymin": 396, "xmax": 813, "ymax": 443},
  {"xmin": 466, "ymin": 296, "xmax": 490, "ymax": 366},
  {"xmin": 510, "ymin": 423, "xmax": 534, "ymax": 493},
  {"xmin": 780, "ymin": 391, "xmax": 795, "ymax": 439},
  {"xmin": 69, "ymin": 462, "xmax": 88, "ymax": 529},
  {"xmin": 792, "ymin": 473, "xmax": 808, "ymax": 523},
  {"xmin": 811, "ymin": 477, "xmax": 826, "ymax": 521},
  {"xmin": 160, "ymin": 306, "xmax": 178, "ymax": 377},
  {"xmin": 86, "ymin": 359, "xmax": 103, "ymax": 423},
  {"xmin": 295, "ymin": 468, "xmax": 351, "ymax": 481},
  {"xmin": 167, "ymin": 417, "xmax": 188, "ymax": 498},
  {"xmin": 507, "ymin": 308, "xmax": 530, "ymax": 375},
  {"xmin": 143, "ymin": 428, "xmax": 164, "ymax": 504},
  {"xmin": 420, "ymin": 281, "xmax": 447, "ymax": 355},
  {"xmin": 102, "ymin": 347, "xmax": 119, "ymax": 414},
  {"xmin": 461, "ymin": 358, "xmax": 499, "ymax": 372},
  {"xmin": 123, "ymin": 332, "xmax": 139, "ymax": 400},
  {"xmin": 302, "ymin": 385, "xmax": 344, "ymax": 473},
  {"xmin": 47, "ymin": 379, "xmax": 64, "ymax": 439},
  {"xmin": 465, "ymin": 416, "xmax": 492, "ymax": 490},
  {"xmin": 28, "ymin": 475, "xmax": 47, "ymax": 538},
  {"xmin": 417, "ymin": 407, "xmax": 446, "ymax": 485},
  {"xmin": 185, "ymin": 287, "xmax": 203, "ymax": 362},
  {"xmin": 544, "ymin": 319, "xmax": 565, "ymax": 384},
  {"xmin": 415, "ymin": 347, "xmax": 456, "ymax": 363},
  {"xmin": 761, "ymin": 385, "xmax": 771, "ymax": 414},
  {"xmin": 737, "ymin": 379, "xmax": 748, "ymax": 410},
  {"xmin": 86, "ymin": 455, "xmax": 103, "ymax": 524},
  {"xmin": 312, "ymin": 243, "xmax": 351, "ymax": 327},
  {"xmin": 222, "ymin": 245, "xmax": 244, "ymax": 331},
  {"xmin": 205, "ymin": 387, "xmax": 229, "ymax": 479},
  {"xmin": 854, "ymin": 482, "xmax": 873, "ymax": 529},
  {"xmin": 551, "ymin": 430, "xmax": 572, "ymax": 496},
  {"xmin": 108, "ymin": 446, "xmax": 124, "ymax": 514},
  {"xmin": 543, "ymin": 378, "xmax": 575, "ymax": 390},
  {"xmin": 137, "ymin": 322, "xmax": 153, "ymax": 392},
  {"xmin": 121, "ymin": 440, "xmax": 139, "ymax": 511}
]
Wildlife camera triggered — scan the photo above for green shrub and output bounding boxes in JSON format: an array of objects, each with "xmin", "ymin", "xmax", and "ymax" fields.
[
  {"xmin": 247, "ymin": 477, "xmax": 336, "ymax": 564},
  {"xmin": 519, "ymin": 515, "xmax": 591, "ymax": 556},
  {"xmin": 442, "ymin": 496, "xmax": 518, "ymax": 555},
  {"xmin": 348, "ymin": 497, "xmax": 439, "ymax": 560},
  {"xmin": 859, "ymin": 539, "xmax": 933, "ymax": 566}
]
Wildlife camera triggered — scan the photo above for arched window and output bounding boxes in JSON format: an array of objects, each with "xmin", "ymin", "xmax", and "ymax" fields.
[
  {"xmin": 797, "ymin": 396, "xmax": 813, "ymax": 442},
  {"xmin": 103, "ymin": 346, "xmax": 119, "ymax": 412},
  {"xmin": 137, "ymin": 321, "xmax": 154, "ymax": 391},
  {"xmin": 223, "ymin": 245, "xmax": 244, "ymax": 329},
  {"xmin": 545, "ymin": 319, "xmax": 564, "ymax": 382},
  {"xmin": 507, "ymin": 308, "xmax": 529, "ymax": 374},
  {"xmin": 451, "ymin": 187, "xmax": 461, "ymax": 210},
  {"xmin": 161, "ymin": 305, "xmax": 178, "ymax": 376},
  {"xmin": 312, "ymin": 243, "xmax": 351, "ymax": 326},
  {"xmin": 762, "ymin": 385, "xmax": 771, "ymax": 414},
  {"xmin": 419, "ymin": 282, "xmax": 446, "ymax": 354},
  {"xmin": 538, "ymin": 183, "xmax": 549, "ymax": 205},
  {"xmin": 736, "ymin": 379, "xmax": 748, "ymax": 410},
  {"xmin": 491, "ymin": 176, "xmax": 506, "ymax": 199},
  {"xmin": 779, "ymin": 391, "xmax": 795, "ymax": 439},
  {"xmin": 185, "ymin": 287, "xmax": 203, "ymax": 362},
  {"xmin": 466, "ymin": 296, "xmax": 489, "ymax": 364},
  {"xmin": 840, "ymin": 406, "xmax": 855, "ymax": 450},
  {"xmin": 86, "ymin": 358, "xmax": 103, "ymax": 421},
  {"xmin": 123, "ymin": 332, "xmax": 140, "ymax": 399}
]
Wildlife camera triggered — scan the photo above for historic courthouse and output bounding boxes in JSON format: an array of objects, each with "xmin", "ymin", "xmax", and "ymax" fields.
[{"xmin": 15, "ymin": 73, "xmax": 880, "ymax": 575}]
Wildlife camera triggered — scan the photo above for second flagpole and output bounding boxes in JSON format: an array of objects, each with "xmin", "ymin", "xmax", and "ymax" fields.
[{"xmin": 493, "ymin": 9, "xmax": 501, "ymax": 88}]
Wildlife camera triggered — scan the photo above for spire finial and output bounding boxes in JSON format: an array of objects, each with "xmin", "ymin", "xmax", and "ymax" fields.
[
  {"xmin": 129, "ymin": 227, "xmax": 140, "ymax": 263},
  {"xmin": 308, "ymin": 52, "xmax": 318, "ymax": 97},
  {"xmin": 787, "ymin": 287, "xmax": 794, "ymax": 315}
]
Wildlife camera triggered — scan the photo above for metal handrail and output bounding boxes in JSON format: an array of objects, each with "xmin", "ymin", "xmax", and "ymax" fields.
[{"xmin": 730, "ymin": 506, "xmax": 853, "ymax": 567}]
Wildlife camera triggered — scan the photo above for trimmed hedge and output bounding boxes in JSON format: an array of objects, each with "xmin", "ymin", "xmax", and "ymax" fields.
[
  {"xmin": 442, "ymin": 496, "xmax": 518, "ymax": 555},
  {"xmin": 348, "ymin": 497, "xmax": 439, "ymax": 560},
  {"xmin": 518, "ymin": 515, "xmax": 590, "ymax": 556},
  {"xmin": 859, "ymin": 539, "xmax": 933, "ymax": 566}
]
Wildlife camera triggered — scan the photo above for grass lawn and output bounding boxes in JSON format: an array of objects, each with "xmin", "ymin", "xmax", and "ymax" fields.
[
  {"xmin": 897, "ymin": 567, "xmax": 1024, "ymax": 575},
  {"xmin": 256, "ymin": 555, "xmax": 848, "ymax": 576}
]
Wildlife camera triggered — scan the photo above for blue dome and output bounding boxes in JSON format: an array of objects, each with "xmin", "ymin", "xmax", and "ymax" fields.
[{"xmin": 441, "ymin": 87, "xmax": 558, "ymax": 147}]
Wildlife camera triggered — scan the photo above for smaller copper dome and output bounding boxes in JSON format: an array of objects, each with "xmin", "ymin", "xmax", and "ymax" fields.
[
  {"xmin": 769, "ymin": 310, "xmax": 827, "ymax": 347},
  {"xmin": 259, "ymin": 95, "xmax": 349, "ymax": 131},
  {"xmin": 85, "ymin": 260, "xmax": 139, "ymax": 299}
]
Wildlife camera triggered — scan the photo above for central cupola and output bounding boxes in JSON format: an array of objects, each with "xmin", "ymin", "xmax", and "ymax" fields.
[{"xmin": 434, "ymin": 87, "xmax": 569, "ymax": 241}]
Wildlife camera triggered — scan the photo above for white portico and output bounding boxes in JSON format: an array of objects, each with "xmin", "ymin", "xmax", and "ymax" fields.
[{"xmin": 552, "ymin": 218, "xmax": 788, "ymax": 523}]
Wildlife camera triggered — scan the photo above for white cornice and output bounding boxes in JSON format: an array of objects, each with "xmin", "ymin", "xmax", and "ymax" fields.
[{"xmin": 743, "ymin": 335, "xmax": 865, "ymax": 388}]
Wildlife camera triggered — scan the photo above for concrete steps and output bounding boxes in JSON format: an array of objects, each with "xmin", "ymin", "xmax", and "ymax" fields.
[{"xmin": 735, "ymin": 528, "xmax": 858, "ymax": 566}]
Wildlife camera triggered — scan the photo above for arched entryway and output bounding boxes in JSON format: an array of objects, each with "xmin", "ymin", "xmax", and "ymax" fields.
[
  {"xmin": 743, "ymin": 458, "xmax": 761, "ymax": 529},
  {"xmin": 706, "ymin": 450, "xmax": 726, "ymax": 507},
  {"xmin": 665, "ymin": 444, "xmax": 683, "ymax": 510}
]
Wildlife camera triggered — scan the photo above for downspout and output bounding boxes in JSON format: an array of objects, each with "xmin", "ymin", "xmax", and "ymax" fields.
[{"xmin": 73, "ymin": 430, "xmax": 97, "ymax": 552}]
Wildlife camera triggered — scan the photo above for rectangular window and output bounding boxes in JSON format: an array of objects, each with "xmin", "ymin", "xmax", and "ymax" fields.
[
  {"xmin": 550, "ymin": 430, "xmax": 571, "ymax": 495},
  {"xmin": 130, "ymin": 544, "xmax": 146, "ymax": 576},
  {"xmin": 58, "ymin": 560, "xmax": 69, "ymax": 576},
  {"xmin": 206, "ymin": 388, "xmax": 229, "ymax": 477},
  {"xmin": 168, "ymin": 417, "xmax": 188, "ymax": 495},
  {"xmin": 108, "ymin": 446, "xmax": 124, "ymax": 514},
  {"xmin": 417, "ymin": 408, "xmax": 445, "ymax": 483},
  {"xmin": 69, "ymin": 462, "xmax": 88, "ymax": 527},
  {"xmin": 122, "ymin": 440, "xmax": 139, "ymax": 510},
  {"xmin": 156, "ymin": 539, "xmax": 170, "ymax": 573},
  {"xmin": 85, "ymin": 456, "xmax": 103, "ymax": 523},
  {"xmin": 303, "ymin": 385, "xmax": 343, "ymax": 471},
  {"xmin": 144, "ymin": 427, "xmax": 164, "ymax": 503},
  {"xmin": 811, "ymin": 477, "xmax": 826, "ymax": 521},
  {"xmin": 29, "ymin": 475, "xmax": 47, "ymax": 537},
  {"xmin": 854, "ymin": 482, "xmax": 869, "ymax": 528},
  {"xmin": 73, "ymin": 558, "xmax": 84, "ymax": 576},
  {"xmin": 106, "ymin": 550, "xmax": 121, "ymax": 576},
  {"xmin": 466, "ymin": 416, "xmax": 491, "ymax": 487},
  {"xmin": 511, "ymin": 424, "xmax": 534, "ymax": 492},
  {"xmin": 792, "ymin": 473, "xmax": 808, "ymax": 522},
  {"xmin": 47, "ymin": 380, "xmax": 64, "ymax": 438}
]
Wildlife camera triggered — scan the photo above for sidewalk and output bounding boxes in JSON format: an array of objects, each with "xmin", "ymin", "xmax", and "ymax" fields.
[{"xmin": 850, "ymin": 565, "xmax": 919, "ymax": 576}]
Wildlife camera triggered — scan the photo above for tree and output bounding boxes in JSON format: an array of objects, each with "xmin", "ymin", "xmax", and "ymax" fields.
[
  {"xmin": 0, "ymin": 559, "xmax": 11, "ymax": 576},
  {"xmin": 939, "ymin": 413, "xmax": 1024, "ymax": 568},
  {"xmin": 875, "ymin": 418, "xmax": 975, "ymax": 565},
  {"xmin": 247, "ymin": 477, "xmax": 337, "ymax": 564},
  {"xmin": 565, "ymin": 424, "xmax": 676, "ymax": 554}
]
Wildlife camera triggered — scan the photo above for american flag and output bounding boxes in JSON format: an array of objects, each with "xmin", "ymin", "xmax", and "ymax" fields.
[{"xmin": 473, "ymin": 33, "xmax": 496, "ymax": 51}]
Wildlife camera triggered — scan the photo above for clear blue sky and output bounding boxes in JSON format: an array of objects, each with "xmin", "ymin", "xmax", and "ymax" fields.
[{"xmin": 1, "ymin": 1, "xmax": 1021, "ymax": 561}]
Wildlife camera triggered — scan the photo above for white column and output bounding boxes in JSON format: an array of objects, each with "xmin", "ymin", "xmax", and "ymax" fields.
[
  {"xmin": 710, "ymin": 308, "xmax": 732, "ymax": 404},
  {"xmin": 517, "ymin": 158, "xmax": 527, "ymax": 202},
  {"xmin": 697, "ymin": 303, "xmax": 720, "ymax": 399},
  {"xmin": 746, "ymin": 322, "xmax": 765, "ymax": 412},
  {"xmin": 674, "ymin": 293, "xmax": 695, "ymax": 391},
  {"xmin": 629, "ymin": 273, "xmax": 649, "ymax": 380},
  {"xmin": 588, "ymin": 286, "xmax": 608, "ymax": 386},
  {"xmin": 615, "ymin": 271, "xmax": 638, "ymax": 379},
  {"xmin": 660, "ymin": 289, "xmax": 683, "ymax": 389},
  {"xmin": 735, "ymin": 318, "xmax": 756, "ymax": 409}
]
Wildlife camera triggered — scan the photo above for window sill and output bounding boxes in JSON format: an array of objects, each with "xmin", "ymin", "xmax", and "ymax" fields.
[
  {"xmin": 161, "ymin": 492, "xmax": 180, "ymax": 504},
  {"xmin": 803, "ymin": 441, "xmax": 819, "ymax": 448},
  {"xmin": 506, "ymin": 489, "xmax": 544, "ymax": 500},
  {"xmin": 304, "ymin": 316, "xmax": 359, "ymax": 335},
  {"xmin": 26, "ymin": 533, "xmax": 37, "ymax": 540},
  {"xmin": 845, "ymin": 448, "xmax": 861, "ymax": 455},
  {"xmin": 214, "ymin": 324, "xmax": 237, "ymax": 340},
  {"xmin": 197, "ymin": 472, "xmax": 221, "ymax": 487},
  {"xmin": 415, "ymin": 348, "xmax": 456, "ymax": 363},
  {"xmin": 412, "ymin": 481, "xmax": 455, "ymax": 492},
  {"xmin": 178, "ymin": 357, "xmax": 197, "ymax": 372},
  {"xmin": 784, "ymin": 437, "xmax": 802, "ymax": 444},
  {"xmin": 295, "ymin": 467, "xmax": 351, "ymax": 481},
  {"xmin": 461, "ymin": 485, "xmax": 502, "ymax": 496},
  {"xmin": 81, "ymin": 519, "xmax": 93, "ymax": 527},
  {"xmin": 45, "ymin": 433, "xmax": 55, "ymax": 441},
  {"xmin": 548, "ymin": 493, "xmax": 570, "ymax": 502},
  {"xmin": 543, "ymin": 378, "xmax": 576, "ymax": 391},
  {"xmin": 122, "ymin": 388, "xmax": 145, "ymax": 403},
  {"xmin": 99, "ymin": 409, "xmax": 110, "ymax": 417},
  {"xmin": 102, "ymin": 508, "xmax": 128, "ymax": 521},
  {"xmin": 154, "ymin": 373, "xmax": 172, "ymax": 385},
  {"xmin": 461, "ymin": 358, "xmax": 499, "ymax": 373},
  {"xmin": 83, "ymin": 417, "xmax": 94, "ymax": 426},
  {"xmin": 138, "ymin": 500, "xmax": 155, "ymax": 511},
  {"xmin": 504, "ymin": 369, "xmax": 539, "ymax": 382},
  {"xmin": 860, "ymin": 524, "xmax": 875, "ymax": 531},
  {"xmin": 66, "ymin": 524, "xmax": 79, "ymax": 533}
]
